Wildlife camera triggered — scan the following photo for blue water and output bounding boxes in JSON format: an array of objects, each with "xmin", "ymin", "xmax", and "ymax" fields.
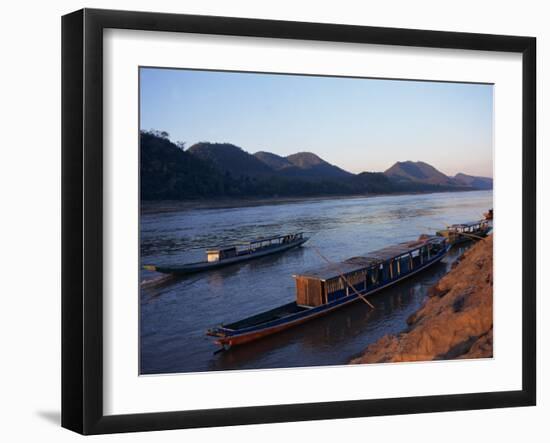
[{"xmin": 140, "ymin": 190, "xmax": 492, "ymax": 374}]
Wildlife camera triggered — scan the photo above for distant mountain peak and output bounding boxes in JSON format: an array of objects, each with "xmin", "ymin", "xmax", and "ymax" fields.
[
  {"xmin": 254, "ymin": 150, "xmax": 352, "ymax": 180},
  {"xmin": 286, "ymin": 152, "xmax": 326, "ymax": 168},
  {"xmin": 188, "ymin": 142, "xmax": 244, "ymax": 154},
  {"xmin": 253, "ymin": 151, "xmax": 292, "ymax": 170},
  {"xmin": 454, "ymin": 172, "xmax": 491, "ymax": 180},
  {"xmin": 285, "ymin": 152, "xmax": 352, "ymax": 179},
  {"xmin": 188, "ymin": 142, "xmax": 273, "ymax": 177},
  {"xmin": 384, "ymin": 160, "xmax": 454, "ymax": 186},
  {"xmin": 453, "ymin": 172, "xmax": 493, "ymax": 190}
]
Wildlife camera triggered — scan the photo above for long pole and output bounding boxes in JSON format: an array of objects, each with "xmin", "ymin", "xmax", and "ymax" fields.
[{"xmin": 311, "ymin": 246, "xmax": 375, "ymax": 309}]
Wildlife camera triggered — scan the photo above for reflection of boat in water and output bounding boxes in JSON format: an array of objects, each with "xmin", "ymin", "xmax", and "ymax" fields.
[
  {"xmin": 207, "ymin": 235, "xmax": 449, "ymax": 349},
  {"xmin": 436, "ymin": 219, "xmax": 491, "ymax": 246},
  {"xmin": 143, "ymin": 233, "xmax": 308, "ymax": 275}
]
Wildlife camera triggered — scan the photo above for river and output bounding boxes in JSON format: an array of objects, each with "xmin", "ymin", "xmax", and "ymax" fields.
[{"xmin": 140, "ymin": 190, "xmax": 492, "ymax": 374}]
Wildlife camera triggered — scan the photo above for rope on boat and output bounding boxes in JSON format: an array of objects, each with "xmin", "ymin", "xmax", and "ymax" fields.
[{"xmin": 310, "ymin": 245, "xmax": 375, "ymax": 310}]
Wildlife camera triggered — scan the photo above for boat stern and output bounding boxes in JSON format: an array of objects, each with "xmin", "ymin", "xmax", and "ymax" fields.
[
  {"xmin": 206, "ymin": 326, "xmax": 234, "ymax": 339},
  {"xmin": 206, "ymin": 327, "xmax": 224, "ymax": 337},
  {"xmin": 206, "ymin": 327, "xmax": 234, "ymax": 347}
]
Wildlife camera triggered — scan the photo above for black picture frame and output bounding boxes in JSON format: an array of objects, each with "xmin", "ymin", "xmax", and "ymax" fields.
[{"xmin": 62, "ymin": 8, "xmax": 536, "ymax": 435}]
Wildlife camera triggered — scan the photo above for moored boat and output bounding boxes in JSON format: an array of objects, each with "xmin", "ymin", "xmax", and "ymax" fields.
[
  {"xmin": 144, "ymin": 232, "xmax": 308, "ymax": 275},
  {"xmin": 436, "ymin": 219, "xmax": 491, "ymax": 246},
  {"xmin": 207, "ymin": 235, "xmax": 449, "ymax": 348}
]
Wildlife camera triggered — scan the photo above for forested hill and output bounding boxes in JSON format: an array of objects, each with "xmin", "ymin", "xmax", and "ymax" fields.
[{"xmin": 140, "ymin": 131, "xmax": 492, "ymax": 200}]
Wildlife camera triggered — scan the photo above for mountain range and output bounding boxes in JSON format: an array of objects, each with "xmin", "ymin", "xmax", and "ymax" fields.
[
  {"xmin": 187, "ymin": 143, "xmax": 353, "ymax": 180},
  {"xmin": 385, "ymin": 161, "xmax": 493, "ymax": 190},
  {"xmin": 140, "ymin": 131, "xmax": 492, "ymax": 200}
]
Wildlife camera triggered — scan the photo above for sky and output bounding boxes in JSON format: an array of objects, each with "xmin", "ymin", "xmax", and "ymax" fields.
[{"xmin": 140, "ymin": 67, "xmax": 494, "ymax": 178}]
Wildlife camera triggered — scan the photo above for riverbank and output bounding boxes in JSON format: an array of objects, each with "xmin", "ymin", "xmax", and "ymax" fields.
[
  {"xmin": 141, "ymin": 188, "xmax": 483, "ymax": 214},
  {"xmin": 350, "ymin": 234, "xmax": 493, "ymax": 364}
]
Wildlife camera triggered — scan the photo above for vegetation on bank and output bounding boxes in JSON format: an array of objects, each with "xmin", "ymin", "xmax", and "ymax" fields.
[{"xmin": 140, "ymin": 130, "xmax": 492, "ymax": 201}]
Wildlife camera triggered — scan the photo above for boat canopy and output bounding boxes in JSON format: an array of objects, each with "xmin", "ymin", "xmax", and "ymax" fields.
[
  {"xmin": 246, "ymin": 232, "xmax": 304, "ymax": 245},
  {"xmin": 211, "ymin": 232, "xmax": 304, "ymax": 250},
  {"xmin": 295, "ymin": 235, "xmax": 445, "ymax": 282},
  {"xmin": 450, "ymin": 220, "xmax": 489, "ymax": 228},
  {"xmin": 206, "ymin": 247, "xmax": 237, "ymax": 262}
]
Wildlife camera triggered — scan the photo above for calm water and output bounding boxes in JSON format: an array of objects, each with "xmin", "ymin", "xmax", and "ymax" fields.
[{"xmin": 140, "ymin": 190, "xmax": 492, "ymax": 374}]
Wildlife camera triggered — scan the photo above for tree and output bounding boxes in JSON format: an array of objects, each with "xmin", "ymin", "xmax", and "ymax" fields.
[{"xmin": 140, "ymin": 129, "xmax": 170, "ymax": 140}]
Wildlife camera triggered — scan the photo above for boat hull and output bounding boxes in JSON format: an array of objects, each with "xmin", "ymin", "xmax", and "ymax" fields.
[
  {"xmin": 209, "ymin": 246, "xmax": 449, "ymax": 348},
  {"xmin": 145, "ymin": 238, "xmax": 308, "ymax": 275}
]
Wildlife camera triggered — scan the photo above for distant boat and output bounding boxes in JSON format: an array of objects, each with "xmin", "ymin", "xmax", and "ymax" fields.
[
  {"xmin": 436, "ymin": 219, "xmax": 491, "ymax": 246},
  {"xmin": 207, "ymin": 235, "xmax": 449, "ymax": 349},
  {"xmin": 143, "ymin": 232, "xmax": 308, "ymax": 275}
]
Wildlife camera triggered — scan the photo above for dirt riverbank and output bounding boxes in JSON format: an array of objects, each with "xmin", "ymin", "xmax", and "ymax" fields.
[{"xmin": 351, "ymin": 234, "xmax": 493, "ymax": 364}]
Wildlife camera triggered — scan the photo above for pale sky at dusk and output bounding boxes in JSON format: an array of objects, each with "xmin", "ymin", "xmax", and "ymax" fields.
[{"xmin": 140, "ymin": 68, "xmax": 494, "ymax": 178}]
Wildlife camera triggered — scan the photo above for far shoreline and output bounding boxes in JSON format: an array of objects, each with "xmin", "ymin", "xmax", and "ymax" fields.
[{"xmin": 140, "ymin": 188, "xmax": 491, "ymax": 214}]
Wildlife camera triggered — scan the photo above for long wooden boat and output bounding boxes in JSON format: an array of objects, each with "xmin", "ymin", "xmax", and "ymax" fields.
[
  {"xmin": 207, "ymin": 235, "xmax": 449, "ymax": 349},
  {"xmin": 143, "ymin": 232, "xmax": 308, "ymax": 275},
  {"xmin": 436, "ymin": 219, "xmax": 491, "ymax": 246}
]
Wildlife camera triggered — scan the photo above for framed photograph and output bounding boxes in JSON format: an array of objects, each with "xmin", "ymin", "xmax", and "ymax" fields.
[{"xmin": 62, "ymin": 8, "xmax": 536, "ymax": 434}]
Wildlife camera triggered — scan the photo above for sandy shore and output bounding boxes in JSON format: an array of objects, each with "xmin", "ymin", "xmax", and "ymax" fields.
[{"xmin": 350, "ymin": 234, "xmax": 493, "ymax": 364}]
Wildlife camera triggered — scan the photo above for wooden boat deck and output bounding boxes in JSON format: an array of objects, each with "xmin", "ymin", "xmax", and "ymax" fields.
[{"xmin": 223, "ymin": 302, "xmax": 310, "ymax": 330}]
